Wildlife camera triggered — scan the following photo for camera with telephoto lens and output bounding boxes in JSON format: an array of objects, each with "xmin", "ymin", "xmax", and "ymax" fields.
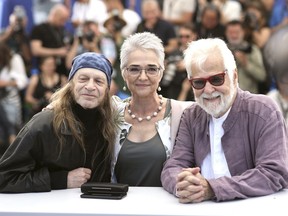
[{"xmin": 161, "ymin": 55, "xmax": 183, "ymax": 87}]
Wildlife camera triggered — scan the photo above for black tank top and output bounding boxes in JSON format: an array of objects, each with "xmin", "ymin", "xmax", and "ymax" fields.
[
  {"xmin": 115, "ymin": 132, "xmax": 166, "ymax": 186},
  {"xmin": 114, "ymin": 100, "xmax": 172, "ymax": 186},
  {"xmin": 32, "ymin": 75, "xmax": 61, "ymax": 99}
]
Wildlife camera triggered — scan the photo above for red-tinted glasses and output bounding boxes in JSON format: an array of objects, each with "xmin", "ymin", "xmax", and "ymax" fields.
[{"xmin": 189, "ymin": 70, "xmax": 227, "ymax": 90}]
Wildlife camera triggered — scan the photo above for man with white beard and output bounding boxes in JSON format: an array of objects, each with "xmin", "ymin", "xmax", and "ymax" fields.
[{"xmin": 161, "ymin": 38, "xmax": 288, "ymax": 203}]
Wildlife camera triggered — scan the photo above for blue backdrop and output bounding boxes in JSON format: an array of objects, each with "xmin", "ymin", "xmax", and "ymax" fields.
[{"xmin": 0, "ymin": 0, "xmax": 34, "ymax": 33}]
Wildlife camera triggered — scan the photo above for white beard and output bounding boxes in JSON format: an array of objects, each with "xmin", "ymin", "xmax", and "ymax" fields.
[{"xmin": 195, "ymin": 83, "xmax": 236, "ymax": 118}]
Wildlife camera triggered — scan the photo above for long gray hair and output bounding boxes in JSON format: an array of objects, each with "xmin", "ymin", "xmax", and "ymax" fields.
[{"xmin": 50, "ymin": 80, "xmax": 117, "ymax": 181}]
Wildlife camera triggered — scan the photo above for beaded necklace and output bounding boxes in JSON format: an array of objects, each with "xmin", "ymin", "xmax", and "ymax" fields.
[{"xmin": 127, "ymin": 95, "xmax": 164, "ymax": 122}]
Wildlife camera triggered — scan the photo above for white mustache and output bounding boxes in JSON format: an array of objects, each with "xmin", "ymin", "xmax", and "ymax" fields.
[{"xmin": 201, "ymin": 92, "xmax": 222, "ymax": 99}]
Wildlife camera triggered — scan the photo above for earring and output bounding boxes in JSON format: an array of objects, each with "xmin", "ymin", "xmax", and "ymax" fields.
[
  {"xmin": 157, "ymin": 86, "xmax": 161, "ymax": 92},
  {"xmin": 123, "ymin": 85, "xmax": 127, "ymax": 91}
]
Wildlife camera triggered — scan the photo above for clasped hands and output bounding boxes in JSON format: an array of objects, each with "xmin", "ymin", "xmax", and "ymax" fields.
[{"xmin": 176, "ymin": 167, "xmax": 215, "ymax": 203}]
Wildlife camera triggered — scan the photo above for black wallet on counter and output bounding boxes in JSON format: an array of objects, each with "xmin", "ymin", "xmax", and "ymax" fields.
[{"xmin": 80, "ymin": 182, "xmax": 129, "ymax": 200}]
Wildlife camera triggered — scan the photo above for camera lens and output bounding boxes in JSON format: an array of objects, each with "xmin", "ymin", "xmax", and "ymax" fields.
[{"xmin": 83, "ymin": 31, "xmax": 95, "ymax": 42}]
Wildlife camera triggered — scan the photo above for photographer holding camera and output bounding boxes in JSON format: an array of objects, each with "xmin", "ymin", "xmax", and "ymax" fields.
[
  {"xmin": 66, "ymin": 20, "xmax": 117, "ymax": 71},
  {"xmin": 160, "ymin": 23, "xmax": 197, "ymax": 101},
  {"xmin": 0, "ymin": 5, "xmax": 32, "ymax": 76},
  {"xmin": 243, "ymin": 1, "xmax": 271, "ymax": 50},
  {"xmin": 30, "ymin": 4, "xmax": 70, "ymax": 77},
  {"xmin": 225, "ymin": 20, "xmax": 266, "ymax": 94},
  {"xmin": 103, "ymin": 10, "xmax": 131, "ymax": 98}
]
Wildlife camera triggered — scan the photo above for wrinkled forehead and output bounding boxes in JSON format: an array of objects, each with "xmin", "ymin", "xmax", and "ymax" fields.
[
  {"xmin": 192, "ymin": 51, "xmax": 224, "ymax": 75},
  {"xmin": 74, "ymin": 68, "xmax": 107, "ymax": 80}
]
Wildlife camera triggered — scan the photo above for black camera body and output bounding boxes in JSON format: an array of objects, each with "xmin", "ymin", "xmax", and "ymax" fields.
[
  {"xmin": 105, "ymin": 9, "xmax": 127, "ymax": 32},
  {"xmin": 161, "ymin": 54, "xmax": 183, "ymax": 87},
  {"xmin": 243, "ymin": 11, "xmax": 260, "ymax": 31},
  {"xmin": 76, "ymin": 28, "xmax": 95, "ymax": 44},
  {"xmin": 112, "ymin": 15, "xmax": 126, "ymax": 32},
  {"xmin": 228, "ymin": 41, "xmax": 252, "ymax": 53},
  {"xmin": 83, "ymin": 30, "xmax": 95, "ymax": 42}
]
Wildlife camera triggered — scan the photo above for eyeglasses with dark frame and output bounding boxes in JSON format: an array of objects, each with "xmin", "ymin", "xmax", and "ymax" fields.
[
  {"xmin": 189, "ymin": 70, "xmax": 227, "ymax": 90},
  {"xmin": 126, "ymin": 65, "xmax": 161, "ymax": 77}
]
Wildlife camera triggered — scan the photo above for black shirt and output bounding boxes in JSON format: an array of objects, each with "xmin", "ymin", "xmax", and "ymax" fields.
[
  {"xmin": 136, "ymin": 18, "xmax": 176, "ymax": 46},
  {"xmin": 115, "ymin": 133, "xmax": 166, "ymax": 186}
]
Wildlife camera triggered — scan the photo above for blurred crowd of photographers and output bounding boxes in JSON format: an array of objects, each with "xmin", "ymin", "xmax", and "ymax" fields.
[{"xmin": 1, "ymin": 0, "xmax": 288, "ymax": 152}]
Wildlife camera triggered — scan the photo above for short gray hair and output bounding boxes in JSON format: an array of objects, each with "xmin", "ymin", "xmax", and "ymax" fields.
[
  {"xmin": 120, "ymin": 32, "xmax": 165, "ymax": 75},
  {"xmin": 184, "ymin": 38, "xmax": 237, "ymax": 82}
]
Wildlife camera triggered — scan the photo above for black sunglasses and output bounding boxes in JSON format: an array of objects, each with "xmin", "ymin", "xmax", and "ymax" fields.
[{"xmin": 189, "ymin": 70, "xmax": 227, "ymax": 90}]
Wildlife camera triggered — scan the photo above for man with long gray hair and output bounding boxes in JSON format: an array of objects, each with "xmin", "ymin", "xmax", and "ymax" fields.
[{"xmin": 0, "ymin": 52, "xmax": 117, "ymax": 193}]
